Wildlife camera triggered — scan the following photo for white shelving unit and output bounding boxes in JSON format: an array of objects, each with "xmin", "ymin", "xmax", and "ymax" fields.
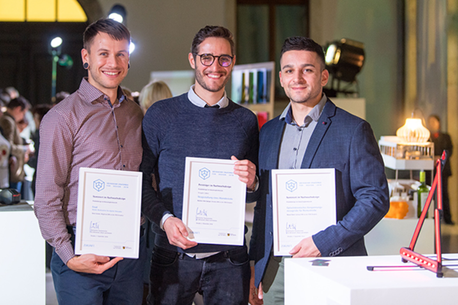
[{"xmin": 379, "ymin": 136, "xmax": 434, "ymax": 181}]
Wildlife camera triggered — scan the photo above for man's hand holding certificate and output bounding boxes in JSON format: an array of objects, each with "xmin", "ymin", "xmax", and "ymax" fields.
[
  {"xmin": 182, "ymin": 157, "xmax": 247, "ymax": 246},
  {"xmin": 272, "ymin": 168, "xmax": 336, "ymax": 256},
  {"xmin": 75, "ymin": 168, "xmax": 142, "ymax": 259}
]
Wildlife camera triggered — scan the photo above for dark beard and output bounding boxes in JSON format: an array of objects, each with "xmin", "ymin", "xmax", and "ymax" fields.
[{"xmin": 194, "ymin": 69, "xmax": 230, "ymax": 93}]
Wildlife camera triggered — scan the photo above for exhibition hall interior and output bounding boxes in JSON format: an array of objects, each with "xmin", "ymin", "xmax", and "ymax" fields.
[{"xmin": 1, "ymin": 0, "xmax": 458, "ymax": 304}]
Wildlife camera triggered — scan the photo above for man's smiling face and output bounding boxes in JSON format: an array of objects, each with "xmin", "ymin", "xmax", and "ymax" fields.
[
  {"xmin": 81, "ymin": 32, "xmax": 130, "ymax": 95},
  {"xmin": 189, "ymin": 37, "xmax": 234, "ymax": 97}
]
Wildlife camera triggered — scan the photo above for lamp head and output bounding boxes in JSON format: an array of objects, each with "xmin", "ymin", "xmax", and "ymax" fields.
[{"xmin": 325, "ymin": 38, "xmax": 365, "ymax": 83}]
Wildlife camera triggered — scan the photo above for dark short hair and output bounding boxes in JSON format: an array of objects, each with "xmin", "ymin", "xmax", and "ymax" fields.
[
  {"xmin": 280, "ymin": 37, "xmax": 326, "ymax": 69},
  {"xmin": 32, "ymin": 104, "xmax": 52, "ymax": 123},
  {"xmin": 428, "ymin": 114, "xmax": 441, "ymax": 123},
  {"xmin": 191, "ymin": 26, "xmax": 235, "ymax": 57},
  {"xmin": 7, "ymin": 96, "xmax": 29, "ymax": 111},
  {"xmin": 83, "ymin": 18, "xmax": 130, "ymax": 51}
]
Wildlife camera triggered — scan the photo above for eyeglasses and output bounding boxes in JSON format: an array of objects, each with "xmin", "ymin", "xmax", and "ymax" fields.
[{"xmin": 196, "ymin": 54, "xmax": 233, "ymax": 67}]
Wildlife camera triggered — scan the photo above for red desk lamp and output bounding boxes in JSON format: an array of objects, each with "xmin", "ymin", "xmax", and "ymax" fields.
[{"xmin": 399, "ymin": 151, "xmax": 446, "ymax": 278}]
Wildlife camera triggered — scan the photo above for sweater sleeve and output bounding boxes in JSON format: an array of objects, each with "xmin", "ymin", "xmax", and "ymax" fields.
[{"xmin": 140, "ymin": 111, "xmax": 170, "ymax": 226}]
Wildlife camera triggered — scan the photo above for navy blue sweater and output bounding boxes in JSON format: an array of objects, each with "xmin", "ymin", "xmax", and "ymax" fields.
[{"xmin": 141, "ymin": 93, "xmax": 259, "ymax": 253}]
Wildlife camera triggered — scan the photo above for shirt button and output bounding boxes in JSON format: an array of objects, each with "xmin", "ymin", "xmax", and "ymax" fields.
[
  {"xmin": 120, "ymin": 145, "xmax": 123, "ymax": 148},
  {"xmin": 123, "ymin": 165, "xmax": 126, "ymax": 168},
  {"xmin": 293, "ymin": 148, "xmax": 297, "ymax": 151}
]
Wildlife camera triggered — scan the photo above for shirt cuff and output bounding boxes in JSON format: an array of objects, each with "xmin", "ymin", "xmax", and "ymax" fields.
[
  {"xmin": 247, "ymin": 175, "xmax": 259, "ymax": 193},
  {"xmin": 160, "ymin": 212, "xmax": 174, "ymax": 230},
  {"xmin": 55, "ymin": 241, "xmax": 75, "ymax": 265}
]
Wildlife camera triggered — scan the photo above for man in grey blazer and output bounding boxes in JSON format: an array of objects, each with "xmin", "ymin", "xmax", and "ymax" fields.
[{"xmin": 249, "ymin": 37, "xmax": 389, "ymax": 305}]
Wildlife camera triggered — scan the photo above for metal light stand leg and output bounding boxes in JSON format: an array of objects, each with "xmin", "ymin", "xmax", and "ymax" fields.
[{"xmin": 400, "ymin": 151, "xmax": 446, "ymax": 278}]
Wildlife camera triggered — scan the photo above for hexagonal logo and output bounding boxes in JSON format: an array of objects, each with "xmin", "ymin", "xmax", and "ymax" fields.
[
  {"xmin": 93, "ymin": 179, "xmax": 105, "ymax": 192},
  {"xmin": 286, "ymin": 180, "xmax": 297, "ymax": 192},
  {"xmin": 199, "ymin": 167, "xmax": 211, "ymax": 180}
]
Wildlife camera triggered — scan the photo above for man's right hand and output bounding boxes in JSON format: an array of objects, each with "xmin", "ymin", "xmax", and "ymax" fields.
[
  {"xmin": 163, "ymin": 216, "xmax": 198, "ymax": 250},
  {"xmin": 249, "ymin": 266, "xmax": 263, "ymax": 305},
  {"xmin": 66, "ymin": 254, "xmax": 123, "ymax": 274}
]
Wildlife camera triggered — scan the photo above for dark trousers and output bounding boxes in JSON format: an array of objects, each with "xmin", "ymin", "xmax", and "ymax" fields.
[
  {"xmin": 442, "ymin": 176, "xmax": 453, "ymax": 223},
  {"xmin": 148, "ymin": 246, "xmax": 250, "ymax": 305},
  {"xmin": 51, "ymin": 234, "xmax": 147, "ymax": 305}
]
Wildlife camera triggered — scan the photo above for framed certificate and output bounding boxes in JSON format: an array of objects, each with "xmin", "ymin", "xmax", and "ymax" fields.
[
  {"xmin": 272, "ymin": 168, "xmax": 336, "ymax": 256},
  {"xmin": 182, "ymin": 157, "xmax": 246, "ymax": 246},
  {"xmin": 75, "ymin": 167, "xmax": 142, "ymax": 258}
]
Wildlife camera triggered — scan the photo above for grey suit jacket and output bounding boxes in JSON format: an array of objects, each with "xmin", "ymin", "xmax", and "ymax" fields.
[{"xmin": 249, "ymin": 100, "xmax": 389, "ymax": 287}]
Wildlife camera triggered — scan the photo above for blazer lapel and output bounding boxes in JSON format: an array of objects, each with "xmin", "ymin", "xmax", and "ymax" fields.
[
  {"xmin": 266, "ymin": 119, "xmax": 286, "ymax": 169},
  {"xmin": 300, "ymin": 100, "xmax": 336, "ymax": 168}
]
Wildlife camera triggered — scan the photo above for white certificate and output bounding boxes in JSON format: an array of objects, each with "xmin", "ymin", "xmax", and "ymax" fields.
[
  {"xmin": 272, "ymin": 168, "xmax": 336, "ymax": 256},
  {"xmin": 182, "ymin": 157, "xmax": 246, "ymax": 246},
  {"xmin": 75, "ymin": 167, "xmax": 142, "ymax": 258}
]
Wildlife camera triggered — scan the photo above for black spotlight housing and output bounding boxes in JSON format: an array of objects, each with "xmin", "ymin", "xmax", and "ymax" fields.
[{"xmin": 324, "ymin": 38, "xmax": 365, "ymax": 96}]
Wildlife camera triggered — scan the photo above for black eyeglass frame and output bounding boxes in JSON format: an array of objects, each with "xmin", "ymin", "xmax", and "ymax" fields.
[{"xmin": 195, "ymin": 53, "xmax": 234, "ymax": 67}]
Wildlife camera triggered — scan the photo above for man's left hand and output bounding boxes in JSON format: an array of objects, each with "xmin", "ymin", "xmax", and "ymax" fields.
[
  {"xmin": 231, "ymin": 156, "xmax": 257, "ymax": 191},
  {"xmin": 289, "ymin": 236, "xmax": 321, "ymax": 258}
]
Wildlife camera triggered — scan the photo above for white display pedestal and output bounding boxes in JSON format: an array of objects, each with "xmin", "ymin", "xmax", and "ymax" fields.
[
  {"xmin": 0, "ymin": 202, "xmax": 45, "ymax": 305},
  {"xmin": 365, "ymin": 218, "xmax": 434, "ymax": 255},
  {"xmin": 285, "ymin": 254, "xmax": 458, "ymax": 305}
]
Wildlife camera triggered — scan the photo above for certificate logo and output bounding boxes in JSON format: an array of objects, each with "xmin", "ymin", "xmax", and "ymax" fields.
[
  {"xmin": 198, "ymin": 167, "xmax": 211, "ymax": 180},
  {"xmin": 285, "ymin": 180, "xmax": 297, "ymax": 192},
  {"xmin": 93, "ymin": 179, "xmax": 105, "ymax": 192}
]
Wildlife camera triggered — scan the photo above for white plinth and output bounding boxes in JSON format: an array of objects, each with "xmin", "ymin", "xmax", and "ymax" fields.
[
  {"xmin": 285, "ymin": 254, "xmax": 458, "ymax": 305},
  {"xmin": 0, "ymin": 202, "xmax": 45, "ymax": 305}
]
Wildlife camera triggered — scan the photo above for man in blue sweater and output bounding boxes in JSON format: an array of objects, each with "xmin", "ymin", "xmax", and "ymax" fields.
[{"xmin": 141, "ymin": 26, "xmax": 259, "ymax": 305}]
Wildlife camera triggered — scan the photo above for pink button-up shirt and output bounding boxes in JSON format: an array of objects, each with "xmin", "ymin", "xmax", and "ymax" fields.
[{"xmin": 34, "ymin": 78, "xmax": 143, "ymax": 263}]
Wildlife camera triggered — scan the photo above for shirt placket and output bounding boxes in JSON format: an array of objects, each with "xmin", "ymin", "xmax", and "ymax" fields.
[
  {"xmin": 105, "ymin": 96, "xmax": 125, "ymax": 170},
  {"xmin": 292, "ymin": 125, "xmax": 304, "ymax": 169}
]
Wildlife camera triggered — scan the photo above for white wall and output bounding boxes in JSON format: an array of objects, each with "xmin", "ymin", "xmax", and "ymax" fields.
[{"xmin": 310, "ymin": 0, "xmax": 402, "ymax": 138}]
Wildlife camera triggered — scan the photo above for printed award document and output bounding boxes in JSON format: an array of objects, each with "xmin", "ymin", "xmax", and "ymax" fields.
[
  {"xmin": 272, "ymin": 168, "xmax": 336, "ymax": 256},
  {"xmin": 75, "ymin": 167, "xmax": 142, "ymax": 258},
  {"xmin": 182, "ymin": 157, "xmax": 246, "ymax": 246}
]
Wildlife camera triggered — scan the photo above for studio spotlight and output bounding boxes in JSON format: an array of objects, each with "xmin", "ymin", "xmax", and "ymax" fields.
[
  {"xmin": 129, "ymin": 42, "xmax": 136, "ymax": 54},
  {"xmin": 324, "ymin": 38, "xmax": 365, "ymax": 96},
  {"xmin": 49, "ymin": 36, "xmax": 63, "ymax": 57},
  {"xmin": 50, "ymin": 37, "xmax": 63, "ymax": 49},
  {"xmin": 48, "ymin": 37, "xmax": 73, "ymax": 98},
  {"xmin": 108, "ymin": 4, "xmax": 127, "ymax": 24}
]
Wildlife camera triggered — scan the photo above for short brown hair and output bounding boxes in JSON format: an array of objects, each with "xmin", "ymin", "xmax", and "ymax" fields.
[
  {"xmin": 191, "ymin": 26, "xmax": 235, "ymax": 57},
  {"xmin": 83, "ymin": 19, "xmax": 130, "ymax": 51}
]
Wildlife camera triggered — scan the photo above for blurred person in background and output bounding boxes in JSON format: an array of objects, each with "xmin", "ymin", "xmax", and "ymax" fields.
[
  {"xmin": 427, "ymin": 114, "xmax": 454, "ymax": 225},
  {"xmin": 139, "ymin": 81, "xmax": 172, "ymax": 114},
  {"xmin": 0, "ymin": 96, "xmax": 30, "ymax": 193},
  {"xmin": 28, "ymin": 104, "xmax": 53, "ymax": 195},
  {"xmin": 0, "ymin": 132, "xmax": 11, "ymax": 189}
]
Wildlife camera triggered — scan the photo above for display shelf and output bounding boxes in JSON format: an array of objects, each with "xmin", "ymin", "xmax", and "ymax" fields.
[
  {"xmin": 381, "ymin": 153, "xmax": 434, "ymax": 170},
  {"xmin": 231, "ymin": 61, "xmax": 275, "ymax": 125}
]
